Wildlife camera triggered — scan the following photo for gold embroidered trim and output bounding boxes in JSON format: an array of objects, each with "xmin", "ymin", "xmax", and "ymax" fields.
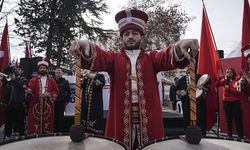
[
  {"xmin": 123, "ymin": 62, "xmax": 131, "ymax": 148},
  {"xmin": 137, "ymin": 62, "xmax": 149, "ymax": 144}
]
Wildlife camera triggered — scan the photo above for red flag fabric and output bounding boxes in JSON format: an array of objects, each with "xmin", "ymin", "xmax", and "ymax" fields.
[
  {"xmin": 197, "ymin": 7, "xmax": 219, "ymax": 130},
  {"xmin": 0, "ymin": 23, "xmax": 10, "ymax": 72},
  {"xmin": 25, "ymin": 41, "xmax": 32, "ymax": 58},
  {"xmin": 241, "ymin": 0, "xmax": 250, "ymax": 140},
  {"xmin": 0, "ymin": 23, "xmax": 9, "ymax": 127},
  {"xmin": 241, "ymin": 0, "xmax": 250, "ymax": 70}
]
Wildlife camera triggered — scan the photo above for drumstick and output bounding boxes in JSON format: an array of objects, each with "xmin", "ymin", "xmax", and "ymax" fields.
[
  {"xmin": 74, "ymin": 54, "xmax": 82, "ymax": 125},
  {"xmin": 188, "ymin": 58, "xmax": 197, "ymax": 126},
  {"xmin": 70, "ymin": 49, "xmax": 85, "ymax": 142}
]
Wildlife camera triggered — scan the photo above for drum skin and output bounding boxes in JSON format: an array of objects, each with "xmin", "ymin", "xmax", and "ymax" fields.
[
  {"xmin": 139, "ymin": 137, "xmax": 250, "ymax": 150},
  {"xmin": 0, "ymin": 135, "xmax": 127, "ymax": 150}
]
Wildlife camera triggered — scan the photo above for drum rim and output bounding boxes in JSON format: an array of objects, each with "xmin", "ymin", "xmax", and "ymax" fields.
[
  {"xmin": 0, "ymin": 133, "xmax": 128, "ymax": 150},
  {"xmin": 137, "ymin": 135, "xmax": 250, "ymax": 150}
]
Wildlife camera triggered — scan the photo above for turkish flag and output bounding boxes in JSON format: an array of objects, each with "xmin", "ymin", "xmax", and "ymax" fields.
[
  {"xmin": 0, "ymin": 23, "xmax": 9, "ymax": 127},
  {"xmin": 0, "ymin": 23, "xmax": 10, "ymax": 72},
  {"xmin": 25, "ymin": 41, "xmax": 32, "ymax": 58},
  {"xmin": 197, "ymin": 6, "xmax": 219, "ymax": 130},
  {"xmin": 241, "ymin": 0, "xmax": 250, "ymax": 70},
  {"xmin": 241, "ymin": 0, "xmax": 250, "ymax": 139}
]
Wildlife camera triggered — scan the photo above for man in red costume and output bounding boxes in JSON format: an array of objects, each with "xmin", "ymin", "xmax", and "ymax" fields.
[
  {"xmin": 69, "ymin": 9, "xmax": 199, "ymax": 149},
  {"xmin": 27, "ymin": 58, "xmax": 58, "ymax": 135}
]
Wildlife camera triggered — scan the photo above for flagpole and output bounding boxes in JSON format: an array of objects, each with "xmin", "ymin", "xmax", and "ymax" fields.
[{"xmin": 202, "ymin": 0, "xmax": 218, "ymax": 50}]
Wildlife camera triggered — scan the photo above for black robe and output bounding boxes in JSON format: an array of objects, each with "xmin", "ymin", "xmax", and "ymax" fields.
[{"xmin": 81, "ymin": 73, "xmax": 105, "ymax": 135}]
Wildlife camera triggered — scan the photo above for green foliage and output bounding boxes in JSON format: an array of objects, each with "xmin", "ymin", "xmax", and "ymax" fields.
[
  {"xmin": 14, "ymin": 0, "xmax": 112, "ymax": 68},
  {"xmin": 127, "ymin": 0, "xmax": 194, "ymax": 50}
]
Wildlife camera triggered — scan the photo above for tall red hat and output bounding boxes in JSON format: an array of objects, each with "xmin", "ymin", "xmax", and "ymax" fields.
[
  {"xmin": 115, "ymin": 9, "xmax": 148, "ymax": 35},
  {"xmin": 37, "ymin": 58, "xmax": 49, "ymax": 68}
]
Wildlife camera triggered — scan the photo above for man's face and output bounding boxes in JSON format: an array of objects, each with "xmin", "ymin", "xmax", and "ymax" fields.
[
  {"xmin": 38, "ymin": 66, "xmax": 48, "ymax": 76},
  {"xmin": 121, "ymin": 29, "xmax": 143, "ymax": 50},
  {"xmin": 15, "ymin": 67, "xmax": 23, "ymax": 75},
  {"xmin": 55, "ymin": 69, "xmax": 63, "ymax": 79}
]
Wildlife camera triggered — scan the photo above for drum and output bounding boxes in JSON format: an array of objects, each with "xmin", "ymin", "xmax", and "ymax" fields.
[
  {"xmin": 197, "ymin": 74, "xmax": 210, "ymax": 87},
  {"xmin": 196, "ymin": 88, "xmax": 203, "ymax": 99},
  {"xmin": 138, "ymin": 137, "xmax": 250, "ymax": 150},
  {"xmin": 0, "ymin": 134, "xmax": 127, "ymax": 150}
]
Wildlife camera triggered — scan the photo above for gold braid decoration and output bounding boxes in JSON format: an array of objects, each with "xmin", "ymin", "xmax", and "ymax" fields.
[
  {"xmin": 74, "ymin": 55, "xmax": 82, "ymax": 125},
  {"xmin": 188, "ymin": 59, "xmax": 197, "ymax": 126}
]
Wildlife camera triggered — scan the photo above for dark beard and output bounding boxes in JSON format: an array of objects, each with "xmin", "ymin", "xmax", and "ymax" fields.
[
  {"xmin": 39, "ymin": 71, "xmax": 47, "ymax": 76},
  {"xmin": 124, "ymin": 41, "xmax": 141, "ymax": 50}
]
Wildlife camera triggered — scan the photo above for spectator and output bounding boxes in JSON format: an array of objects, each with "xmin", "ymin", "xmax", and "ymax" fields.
[
  {"xmin": 53, "ymin": 68, "xmax": 71, "ymax": 133},
  {"xmin": 2, "ymin": 65, "xmax": 28, "ymax": 138},
  {"xmin": 216, "ymin": 68, "xmax": 243, "ymax": 139},
  {"xmin": 169, "ymin": 77, "xmax": 179, "ymax": 110}
]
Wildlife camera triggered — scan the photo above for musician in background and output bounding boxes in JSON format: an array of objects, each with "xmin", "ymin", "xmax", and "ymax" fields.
[
  {"xmin": 26, "ymin": 58, "xmax": 58, "ymax": 135},
  {"xmin": 176, "ymin": 68, "xmax": 210, "ymax": 136},
  {"xmin": 81, "ymin": 70, "xmax": 106, "ymax": 135},
  {"xmin": 169, "ymin": 77, "xmax": 179, "ymax": 110},
  {"xmin": 216, "ymin": 68, "xmax": 243, "ymax": 139},
  {"xmin": 2, "ymin": 65, "xmax": 28, "ymax": 138}
]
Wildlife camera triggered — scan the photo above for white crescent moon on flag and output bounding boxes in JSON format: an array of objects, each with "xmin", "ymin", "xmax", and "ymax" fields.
[{"xmin": 0, "ymin": 50, "xmax": 4, "ymax": 58}]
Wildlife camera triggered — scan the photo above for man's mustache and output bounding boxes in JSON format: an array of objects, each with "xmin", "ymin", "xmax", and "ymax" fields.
[{"xmin": 127, "ymin": 40, "xmax": 136, "ymax": 43}]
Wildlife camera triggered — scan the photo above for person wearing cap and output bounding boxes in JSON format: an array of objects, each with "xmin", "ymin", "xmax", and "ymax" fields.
[
  {"xmin": 69, "ymin": 9, "xmax": 199, "ymax": 149},
  {"xmin": 2, "ymin": 65, "xmax": 28, "ymax": 138},
  {"xmin": 26, "ymin": 58, "xmax": 58, "ymax": 135}
]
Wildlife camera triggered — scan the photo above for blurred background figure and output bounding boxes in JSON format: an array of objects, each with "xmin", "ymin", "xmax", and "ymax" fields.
[
  {"xmin": 216, "ymin": 68, "xmax": 243, "ymax": 139},
  {"xmin": 31, "ymin": 72, "xmax": 38, "ymax": 79},
  {"xmin": 2, "ymin": 65, "xmax": 28, "ymax": 139},
  {"xmin": 81, "ymin": 70, "xmax": 106, "ymax": 135},
  {"xmin": 53, "ymin": 68, "xmax": 70, "ymax": 133},
  {"xmin": 169, "ymin": 77, "xmax": 179, "ymax": 111}
]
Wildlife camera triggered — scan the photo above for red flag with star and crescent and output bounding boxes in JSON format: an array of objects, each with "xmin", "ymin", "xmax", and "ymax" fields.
[
  {"xmin": 197, "ymin": 3, "xmax": 220, "ymax": 131},
  {"xmin": 241, "ymin": 0, "xmax": 250, "ymax": 69},
  {"xmin": 0, "ymin": 22, "xmax": 10, "ymax": 127}
]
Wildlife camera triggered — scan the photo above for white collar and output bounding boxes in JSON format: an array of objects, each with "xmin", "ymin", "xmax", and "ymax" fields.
[{"xmin": 125, "ymin": 49, "xmax": 141, "ymax": 56}]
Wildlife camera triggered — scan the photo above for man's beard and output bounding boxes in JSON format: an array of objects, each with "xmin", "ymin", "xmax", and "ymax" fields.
[
  {"xmin": 39, "ymin": 71, "xmax": 47, "ymax": 76},
  {"xmin": 124, "ymin": 41, "xmax": 141, "ymax": 50}
]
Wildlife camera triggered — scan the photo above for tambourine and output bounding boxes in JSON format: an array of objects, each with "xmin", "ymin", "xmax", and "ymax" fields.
[
  {"xmin": 197, "ymin": 74, "xmax": 210, "ymax": 87},
  {"xmin": 196, "ymin": 88, "xmax": 203, "ymax": 99}
]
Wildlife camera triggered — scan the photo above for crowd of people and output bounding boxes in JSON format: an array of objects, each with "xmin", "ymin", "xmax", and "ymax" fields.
[
  {"xmin": 0, "ymin": 7, "xmax": 249, "ymax": 150},
  {"xmin": 168, "ymin": 64, "xmax": 250, "ymax": 140},
  {"xmin": 0, "ymin": 58, "xmax": 107, "ymax": 139}
]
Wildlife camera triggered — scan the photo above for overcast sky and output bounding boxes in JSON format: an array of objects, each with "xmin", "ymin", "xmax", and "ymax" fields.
[{"xmin": 0, "ymin": 0, "xmax": 244, "ymax": 59}]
